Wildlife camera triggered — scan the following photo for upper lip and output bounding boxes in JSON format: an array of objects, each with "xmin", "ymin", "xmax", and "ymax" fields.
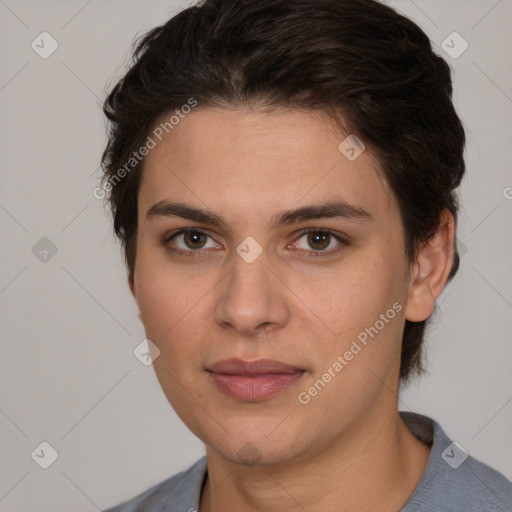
[{"xmin": 206, "ymin": 358, "xmax": 304, "ymax": 375}]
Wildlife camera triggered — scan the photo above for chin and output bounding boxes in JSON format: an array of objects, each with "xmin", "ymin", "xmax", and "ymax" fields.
[
  {"xmin": 210, "ymin": 439, "xmax": 304, "ymax": 467},
  {"xmin": 201, "ymin": 415, "xmax": 311, "ymax": 466}
]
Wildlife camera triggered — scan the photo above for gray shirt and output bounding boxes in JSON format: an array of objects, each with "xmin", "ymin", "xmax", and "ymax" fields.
[{"xmin": 104, "ymin": 412, "xmax": 512, "ymax": 511}]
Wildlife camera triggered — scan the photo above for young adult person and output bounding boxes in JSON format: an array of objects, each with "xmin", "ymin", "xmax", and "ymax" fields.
[{"xmin": 100, "ymin": 0, "xmax": 512, "ymax": 510}]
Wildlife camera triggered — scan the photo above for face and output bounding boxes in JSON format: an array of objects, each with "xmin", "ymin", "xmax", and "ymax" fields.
[{"xmin": 130, "ymin": 107, "xmax": 416, "ymax": 465}]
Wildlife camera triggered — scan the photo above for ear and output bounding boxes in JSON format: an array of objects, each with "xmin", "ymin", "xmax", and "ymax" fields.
[{"xmin": 405, "ymin": 210, "xmax": 456, "ymax": 322}]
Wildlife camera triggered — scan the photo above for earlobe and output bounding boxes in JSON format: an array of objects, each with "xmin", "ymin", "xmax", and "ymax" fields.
[{"xmin": 405, "ymin": 210, "xmax": 456, "ymax": 323}]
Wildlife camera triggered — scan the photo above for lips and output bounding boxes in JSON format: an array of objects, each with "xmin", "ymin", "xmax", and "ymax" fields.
[
  {"xmin": 206, "ymin": 358, "xmax": 306, "ymax": 401},
  {"xmin": 207, "ymin": 358, "xmax": 304, "ymax": 375}
]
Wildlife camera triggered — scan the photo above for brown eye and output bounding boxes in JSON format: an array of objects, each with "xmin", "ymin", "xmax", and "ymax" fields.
[
  {"xmin": 165, "ymin": 229, "xmax": 219, "ymax": 253},
  {"xmin": 291, "ymin": 229, "xmax": 348, "ymax": 257},
  {"xmin": 182, "ymin": 231, "xmax": 208, "ymax": 249},
  {"xmin": 306, "ymin": 231, "xmax": 331, "ymax": 251}
]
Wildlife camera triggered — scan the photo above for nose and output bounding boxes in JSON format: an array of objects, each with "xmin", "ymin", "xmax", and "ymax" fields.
[{"xmin": 213, "ymin": 247, "xmax": 291, "ymax": 337}]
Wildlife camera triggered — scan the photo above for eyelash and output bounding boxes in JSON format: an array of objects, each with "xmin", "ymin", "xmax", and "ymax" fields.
[{"xmin": 161, "ymin": 227, "xmax": 350, "ymax": 259}]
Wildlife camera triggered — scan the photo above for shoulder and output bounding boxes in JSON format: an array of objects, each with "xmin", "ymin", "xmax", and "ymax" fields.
[
  {"xmin": 401, "ymin": 412, "xmax": 512, "ymax": 511},
  {"xmin": 103, "ymin": 456, "xmax": 207, "ymax": 512}
]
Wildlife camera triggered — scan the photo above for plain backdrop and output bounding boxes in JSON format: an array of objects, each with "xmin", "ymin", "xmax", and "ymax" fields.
[{"xmin": 1, "ymin": 0, "xmax": 511, "ymax": 510}]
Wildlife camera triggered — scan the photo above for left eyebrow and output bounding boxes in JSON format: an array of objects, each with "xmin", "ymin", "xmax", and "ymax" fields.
[
  {"xmin": 145, "ymin": 198, "xmax": 373, "ymax": 229},
  {"xmin": 270, "ymin": 199, "xmax": 373, "ymax": 228}
]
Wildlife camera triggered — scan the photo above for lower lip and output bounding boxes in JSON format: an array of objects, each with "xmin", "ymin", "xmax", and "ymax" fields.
[{"xmin": 207, "ymin": 371, "xmax": 305, "ymax": 401}]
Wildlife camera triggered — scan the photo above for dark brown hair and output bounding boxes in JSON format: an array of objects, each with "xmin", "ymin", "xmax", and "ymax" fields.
[{"xmin": 100, "ymin": 0, "xmax": 465, "ymax": 382}]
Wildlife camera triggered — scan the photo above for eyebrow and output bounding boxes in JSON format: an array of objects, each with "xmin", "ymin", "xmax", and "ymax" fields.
[{"xmin": 146, "ymin": 198, "xmax": 373, "ymax": 229}]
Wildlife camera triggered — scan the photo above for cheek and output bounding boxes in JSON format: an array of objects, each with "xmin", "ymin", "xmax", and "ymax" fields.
[
  {"xmin": 295, "ymin": 257, "xmax": 406, "ymax": 429},
  {"xmin": 297, "ymin": 246, "xmax": 408, "ymax": 398},
  {"xmin": 134, "ymin": 258, "xmax": 210, "ymax": 404},
  {"xmin": 301, "ymin": 249, "xmax": 404, "ymax": 341},
  {"xmin": 134, "ymin": 245, "xmax": 209, "ymax": 337}
]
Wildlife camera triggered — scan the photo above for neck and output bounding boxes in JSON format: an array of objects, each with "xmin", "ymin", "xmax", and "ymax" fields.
[{"xmin": 199, "ymin": 407, "xmax": 431, "ymax": 512}]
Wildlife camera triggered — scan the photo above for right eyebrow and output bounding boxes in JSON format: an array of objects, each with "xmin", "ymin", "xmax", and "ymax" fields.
[{"xmin": 146, "ymin": 201, "xmax": 228, "ymax": 229}]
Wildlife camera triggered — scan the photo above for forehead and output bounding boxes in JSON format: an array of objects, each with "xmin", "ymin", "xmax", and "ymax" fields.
[{"xmin": 138, "ymin": 107, "xmax": 395, "ymax": 224}]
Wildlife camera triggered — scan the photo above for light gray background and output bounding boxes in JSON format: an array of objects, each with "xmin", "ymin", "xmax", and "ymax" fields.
[{"xmin": 0, "ymin": 0, "xmax": 511, "ymax": 510}]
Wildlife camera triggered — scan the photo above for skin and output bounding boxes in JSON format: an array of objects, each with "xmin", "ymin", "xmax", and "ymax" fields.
[{"xmin": 129, "ymin": 107, "xmax": 455, "ymax": 512}]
